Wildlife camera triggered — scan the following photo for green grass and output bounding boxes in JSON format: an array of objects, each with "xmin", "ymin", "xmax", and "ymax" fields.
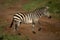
[
  {"xmin": 46, "ymin": 0, "xmax": 60, "ymax": 13},
  {"xmin": 3, "ymin": 34, "xmax": 22, "ymax": 40},
  {"xmin": 22, "ymin": 0, "xmax": 47, "ymax": 11},
  {"xmin": 0, "ymin": 33, "xmax": 29, "ymax": 40},
  {"xmin": 46, "ymin": 0, "xmax": 60, "ymax": 19}
]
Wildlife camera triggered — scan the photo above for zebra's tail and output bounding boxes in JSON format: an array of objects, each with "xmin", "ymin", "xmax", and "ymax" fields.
[{"xmin": 9, "ymin": 19, "xmax": 14, "ymax": 28}]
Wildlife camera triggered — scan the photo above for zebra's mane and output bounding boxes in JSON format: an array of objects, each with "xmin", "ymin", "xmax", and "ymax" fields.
[
  {"xmin": 34, "ymin": 7, "xmax": 47, "ymax": 12},
  {"xmin": 24, "ymin": 6, "xmax": 48, "ymax": 15}
]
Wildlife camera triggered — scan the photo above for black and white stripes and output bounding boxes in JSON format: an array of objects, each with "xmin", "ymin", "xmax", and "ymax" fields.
[
  {"xmin": 10, "ymin": 6, "xmax": 51, "ymax": 33},
  {"xmin": 13, "ymin": 12, "xmax": 25, "ymax": 22}
]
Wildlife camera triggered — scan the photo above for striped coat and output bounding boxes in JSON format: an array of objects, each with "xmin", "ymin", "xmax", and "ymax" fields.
[{"xmin": 10, "ymin": 6, "xmax": 51, "ymax": 33}]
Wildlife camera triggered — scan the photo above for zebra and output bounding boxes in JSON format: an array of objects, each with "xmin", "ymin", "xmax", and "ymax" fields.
[{"xmin": 9, "ymin": 6, "xmax": 51, "ymax": 34}]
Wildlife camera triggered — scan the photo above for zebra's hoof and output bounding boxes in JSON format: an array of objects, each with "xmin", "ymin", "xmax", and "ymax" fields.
[
  {"xmin": 32, "ymin": 31, "xmax": 36, "ymax": 34},
  {"xmin": 27, "ymin": 38, "xmax": 30, "ymax": 40},
  {"xmin": 18, "ymin": 33, "xmax": 21, "ymax": 35},
  {"xmin": 9, "ymin": 26, "xmax": 12, "ymax": 28},
  {"xmin": 38, "ymin": 28, "xmax": 41, "ymax": 31}
]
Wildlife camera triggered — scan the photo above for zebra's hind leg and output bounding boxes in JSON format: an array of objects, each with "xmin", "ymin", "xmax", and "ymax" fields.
[
  {"xmin": 32, "ymin": 22, "xmax": 36, "ymax": 34},
  {"xmin": 13, "ymin": 21, "xmax": 17, "ymax": 32},
  {"xmin": 9, "ymin": 19, "xmax": 14, "ymax": 28},
  {"xmin": 15, "ymin": 21, "xmax": 21, "ymax": 35}
]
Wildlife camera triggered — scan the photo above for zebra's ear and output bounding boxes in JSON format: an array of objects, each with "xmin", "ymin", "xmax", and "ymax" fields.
[{"xmin": 45, "ymin": 6, "xmax": 49, "ymax": 9}]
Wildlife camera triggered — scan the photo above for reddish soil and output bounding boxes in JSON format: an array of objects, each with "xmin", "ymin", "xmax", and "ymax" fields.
[{"xmin": 0, "ymin": 0, "xmax": 60, "ymax": 40}]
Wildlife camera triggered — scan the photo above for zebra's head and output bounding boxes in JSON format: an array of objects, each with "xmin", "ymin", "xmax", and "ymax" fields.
[{"xmin": 40, "ymin": 6, "xmax": 51, "ymax": 18}]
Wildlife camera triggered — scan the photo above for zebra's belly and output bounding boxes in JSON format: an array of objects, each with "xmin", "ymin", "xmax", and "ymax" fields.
[
  {"xmin": 24, "ymin": 18, "xmax": 38, "ymax": 24},
  {"xmin": 25, "ymin": 19, "xmax": 32, "ymax": 23}
]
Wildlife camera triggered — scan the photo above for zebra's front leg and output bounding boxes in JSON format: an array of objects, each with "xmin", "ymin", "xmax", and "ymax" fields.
[
  {"xmin": 38, "ymin": 21, "xmax": 41, "ymax": 31},
  {"xmin": 32, "ymin": 22, "xmax": 36, "ymax": 34}
]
